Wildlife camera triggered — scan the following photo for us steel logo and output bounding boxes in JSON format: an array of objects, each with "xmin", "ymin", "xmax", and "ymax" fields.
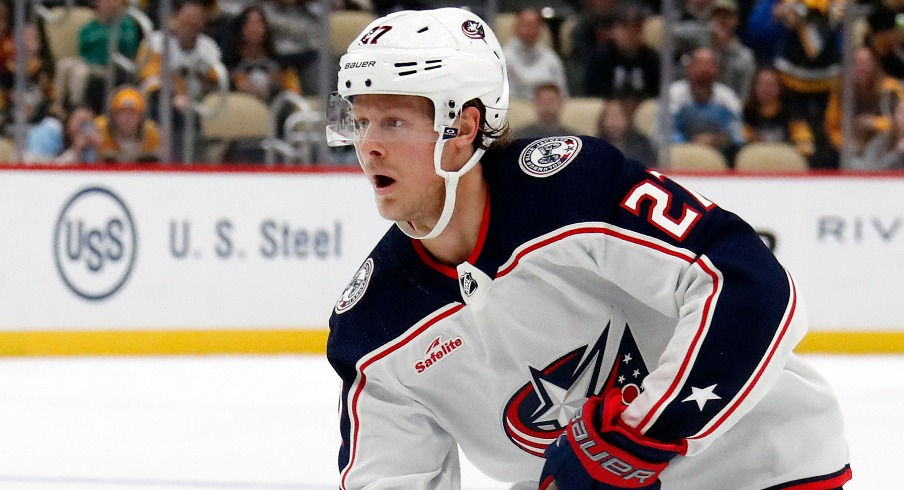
[{"xmin": 53, "ymin": 186, "xmax": 138, "ymax": 300}]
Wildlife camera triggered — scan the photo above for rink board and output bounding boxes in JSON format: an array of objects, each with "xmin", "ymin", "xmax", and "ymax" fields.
[{"xmin": 0, "ymin": 166, "xmax": 902, "ymax": 354}]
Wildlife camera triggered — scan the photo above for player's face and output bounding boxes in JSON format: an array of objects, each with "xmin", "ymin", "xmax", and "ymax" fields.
[{"xmin": 352, "ymin": 94, "xmax": 446, "ymax": 229}]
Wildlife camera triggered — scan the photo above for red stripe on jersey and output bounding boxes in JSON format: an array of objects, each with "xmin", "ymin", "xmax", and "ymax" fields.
[
  {"xmin": 689, "ymin": 274, "xmax": 798, "ymax": 440},
  {"xmin": 636, "ymin": 257, "xmax": 720, "ymax": 433},
  {"xmin": 340, "ymin": 303, "xmax": 466, "ymax": 489},
  {"xmin": 412, "ymin": 240, "xmax": 458, "ymax": 278},
  {"xmin": 411, "ymin": 194, "xmax": 491, "ymax": 279},
  {"xmin": 778, "ymin": 466, "xmax": 852, "ymax": 489},
  {"xmin": 497, "ymin": 226, "xmax": 695, "ymax": 278},
  {"xmin": 494, "ymin": 224, "xmax": 721, "ymax": 437}
]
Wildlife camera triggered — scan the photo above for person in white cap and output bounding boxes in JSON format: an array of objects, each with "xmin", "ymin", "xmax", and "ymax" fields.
[{"xmin": 325, "ymin": 7, "xmax": 852, "ymax": 489}]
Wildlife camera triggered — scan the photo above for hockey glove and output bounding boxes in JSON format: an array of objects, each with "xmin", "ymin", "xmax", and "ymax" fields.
[{"xmin": 539, "ymin": 390, "xmax": 686, "ymax": 490}]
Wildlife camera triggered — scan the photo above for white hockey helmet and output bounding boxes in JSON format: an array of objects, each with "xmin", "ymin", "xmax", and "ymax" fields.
[{"xmin": 326, "ymin": 7, "xmax": 510, "ymax": 240}]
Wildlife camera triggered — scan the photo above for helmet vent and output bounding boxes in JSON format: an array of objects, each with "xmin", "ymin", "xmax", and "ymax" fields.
[
  {"xmin": 417, "ymin": 26, "xmax": 429, "ymax": 33},
  {"xmin": 391, "ymin": 59, "xmax": 444, "ymax": 77}
]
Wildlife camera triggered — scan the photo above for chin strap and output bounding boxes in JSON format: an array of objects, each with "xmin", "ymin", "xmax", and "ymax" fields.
[{"xmin": 395, "ymin": 132, "xmax": 487, "ymax": 240}]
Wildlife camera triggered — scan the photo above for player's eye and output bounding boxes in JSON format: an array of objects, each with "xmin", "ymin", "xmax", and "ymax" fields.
[{"xmin": 385, "ymin": 118, "xmax": 405, "ymax": 129}]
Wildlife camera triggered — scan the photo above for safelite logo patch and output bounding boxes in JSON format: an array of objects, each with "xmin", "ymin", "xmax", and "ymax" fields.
[
  {"xmin": 519, "ymin": 136, "xmax": 582, "ymax": 178},
  {"xmin": 414, "ymin": 335, "xmax": 463, "ymax": 374}
]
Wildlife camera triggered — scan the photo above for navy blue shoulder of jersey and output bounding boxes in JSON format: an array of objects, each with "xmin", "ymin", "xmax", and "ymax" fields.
[
  {"xmin": 481, "ymin": 136, "xmax": 632, "ymax": 248},
  {"xmin": 482, "ymin": 135, "xmax": 756, "ymax": 256},
  {"xmin": 327, "ymin": 226, "xmax": 461, "ymax": 379}
]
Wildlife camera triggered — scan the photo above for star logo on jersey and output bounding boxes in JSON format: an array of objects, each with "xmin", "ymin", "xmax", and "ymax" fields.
[
  {"xmin": 459, "ymin": 271, "xmax": 478, "ymax": 297},
  {"xmin": 334, "ymin": 258, "xmax": 373, "ymax": 314},
  {"xmin": 682, "ymin": 384, "xmax": 721, "ymax": 411},
  {"xmin": 519, "ymin": 136, "xmax": 582, "ymax": 178},
  {"xmin": 502, "ymin": 322, "xmax": 652, "ymax": 457},
  {"xmin": 603, "ymin": 324, "xmax": 652, "ymax": 405}
]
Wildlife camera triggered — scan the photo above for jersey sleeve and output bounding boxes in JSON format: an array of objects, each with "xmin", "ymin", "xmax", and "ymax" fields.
[
  {"xmin": 593, "ymin": 154, "xmax": 807, "ymax": 457},
  {"xmin": 331, "ymin": 358, "xmax": 460, "ymax": 489}
]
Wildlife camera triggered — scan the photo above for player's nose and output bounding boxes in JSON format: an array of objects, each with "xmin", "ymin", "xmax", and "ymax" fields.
[{"xmin": 357, "ymin": 131, "xmax": 386, "ymax": 159}]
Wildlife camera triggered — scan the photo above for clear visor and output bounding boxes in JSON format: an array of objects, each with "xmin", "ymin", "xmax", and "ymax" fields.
[{"xmin": 325, "ymin": 92, "xmax": 460, "ymax": 147}]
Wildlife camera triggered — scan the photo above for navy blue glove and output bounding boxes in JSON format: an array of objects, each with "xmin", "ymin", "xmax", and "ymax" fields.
[{"xmin": 539, "ymin": 390, "xmax": 686, "ymax": 490}]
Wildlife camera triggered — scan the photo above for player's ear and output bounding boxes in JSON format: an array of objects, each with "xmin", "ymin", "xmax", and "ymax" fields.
[{"xmin": 453, "ymin": 106, "xmax": 481, "ymax": 149}]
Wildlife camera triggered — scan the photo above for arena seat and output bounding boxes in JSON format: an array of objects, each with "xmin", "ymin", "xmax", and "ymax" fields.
[
  {"xmin": 561, "ymin": 97, "xmax": 604, "ymax": 135},
  {"xmin": 202, "ymin": 92, "xmax": 271, "ymax": 141},
  {"xmin": 734, "ymin": 142, "xmax": 809, "ymax": 172},
  {"xmin": 0, "ymin": 137, "xmax": 16, "ymax": 164},
  {"xmin": 633, "ymin": 98, "xmax": 659, "ymax": 139},
  {"xmin": 330, "ymin": 10, "xmax": 378, "ymax": 59},
  {"xmin": 492, "ymin": 12, "xmax": 554, "ymax": 48},
  {"xmin": 42, "ymin": 7, "xmax": 96, "ymax": 61},
  {"xmin": 668, "ymin": 143, "xmax": 729, "ymax": 171}
]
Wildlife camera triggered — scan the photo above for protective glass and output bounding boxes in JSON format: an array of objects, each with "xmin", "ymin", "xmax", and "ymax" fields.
[{"xmin": 325, "ymin": 92, "xmax": 459, "ymax": 147}]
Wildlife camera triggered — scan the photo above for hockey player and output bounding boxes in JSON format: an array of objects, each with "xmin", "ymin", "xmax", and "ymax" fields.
[{"xmin": 326, "ymin": 7, "xmax": 852, "ymax": 489}]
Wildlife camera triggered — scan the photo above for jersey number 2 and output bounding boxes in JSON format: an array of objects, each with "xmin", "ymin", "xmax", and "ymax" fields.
[{"xmin": 620, "ymin": 172, "xmax": 714, "ymax": 241}]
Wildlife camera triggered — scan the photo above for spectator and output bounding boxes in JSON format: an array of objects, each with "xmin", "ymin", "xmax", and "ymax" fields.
[
  {"xmin": 260, "ymin": 0, "xmax": 322, "ymax": 90},
  {"xmin": 674, "ymin": 0, "xmax": 716, "ymax": 56},
  {"xmin": 596, "ymin": 97, "xmax": 657, "ymax": 166},
  {"xmin": 502, "ymin": 8, "xmax": 568, "ymax": 100},
  {"xmin": 568, "ymin": 0, "xmax": 619, "ymax": 72},
  {"xmin": 140, "ymin": 0, "xmax": 224, "ymax": 162},
  {"xmin": 0, "ymin": 22, "xmax": 55, "ymax": 134},
  {"xmin": 744, "ymin": 0, "xmax": 784, "ymax": 64},
  {"xmin": 54, "ymin": 0, "xmax": 140, "ymax": 115},
  {"xmin": 0, "ymin": 1, "xmax": 12, "ymax": 71},
  {"xmin": 825, "ymin": 46, "xmax": 904, "ymax": 155},
  {"xmin": 670, "ymin": 46, "xmax": 745, "ymax": 163},
  {"xmin": 200, "ymin": 0, "xmax": 233, "ymax": 48},
  {"xmin": 850, "ymin": 96, "xmax": 904, "ymax": 170},
  {"xmin": 583, "ymin": 2, "xmax": 659, "ymax": 103},
  {"xmin": 709, "ymin": 0, "xmax": 756, "ymax": 102},
  {"xmin": 514, "ymin": 83, "xmax": 577, "ymax": 139},
  {"xmin": 25, "ymin": 105, "xmax": 100, "ymax": 164},
  {"xmin": 222, "ymin": 5, "xmax": 301, "ymax": 103},
  {"xmin": 866, "ymin": 0, "xmax": 904, "ymax": 80},
  {"xmin": 94, "ymin": 86, "xmax": 161, "ymax": 163},
  {"xmin": 772, "ymin": 0, "xmax": 846, "ymax": 168},
  {"xmin": 743, "ymin": 66, "xmax": 815, "ymax": 159}
]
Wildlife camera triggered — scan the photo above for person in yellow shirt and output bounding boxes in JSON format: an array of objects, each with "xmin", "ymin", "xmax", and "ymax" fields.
[
  {"xmin": 825, "ymin": 46, "xmax": 904, "ymax": 155},
  {"xmin": 95, "ymin": 86, "xmax": 161, "ymax": 163}
]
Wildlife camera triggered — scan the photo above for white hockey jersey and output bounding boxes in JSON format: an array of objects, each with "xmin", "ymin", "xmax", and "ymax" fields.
[{"xmin": 327, "ymin": 136, "xmax": 851, "ymax": 489}]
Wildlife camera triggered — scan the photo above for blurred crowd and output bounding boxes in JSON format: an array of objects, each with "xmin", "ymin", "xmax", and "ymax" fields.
[{"xmin": 0, "ymin": 0, "xmax": 902, "ymax": 170}]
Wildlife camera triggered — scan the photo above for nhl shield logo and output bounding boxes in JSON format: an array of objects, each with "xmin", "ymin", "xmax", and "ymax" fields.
[
  {"xmin": 459, "ymin": 271, "xmax": 478, "ymax": 297},
  {"xmin": 519, "ymin": 136, "xmax": 582, "ymax": 178},
  {"xmin": 335, "ymin": 258, "xmax": 373, "ymax": 314}
]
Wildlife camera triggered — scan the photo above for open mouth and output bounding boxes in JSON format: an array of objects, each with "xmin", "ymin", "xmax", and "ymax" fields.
[{"xmin": 373, "ymin": 175, "xmax": 396, "ymax": 189}]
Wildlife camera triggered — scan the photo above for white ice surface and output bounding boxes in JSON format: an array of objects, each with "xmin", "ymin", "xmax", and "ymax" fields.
[{"xmin": 0, "ymin": 354, "xmax": 899, "ymax": 489}]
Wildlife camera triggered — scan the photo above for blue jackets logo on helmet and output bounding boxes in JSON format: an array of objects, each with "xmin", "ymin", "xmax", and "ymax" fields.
[{"xmin": 461, "ymin": 20, "xmax": 485, "ymax": 40}]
